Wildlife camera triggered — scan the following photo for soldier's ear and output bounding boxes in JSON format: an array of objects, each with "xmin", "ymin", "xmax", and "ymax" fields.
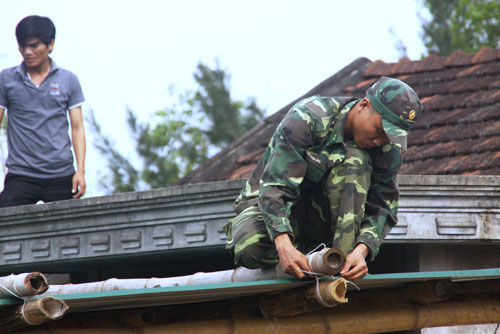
[{"xmin": 359, "ymin": 98, "xmax": 370, "ymax": 112}]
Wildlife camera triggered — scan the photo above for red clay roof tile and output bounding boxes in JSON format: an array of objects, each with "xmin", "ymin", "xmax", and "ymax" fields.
[
  {"xmin": 417, "ymin": 54, "xmax": 445, "ymax": 72},
  {"xmin": 179, "ymin": 48, "xmax": 500, "ymax": 183},
  {"xmin": 391, "ymin": 57, "xmax": 422, "ymax": 75},
  {"xmin": 364, "ymin": 60, "xmax": 394, "ymax": 77},
  {"xmin": 444, "ymin": 50, "xmax": 475, "ymax": 67},
  {"xmin": 472, "ymin": 47, "xmax": 497, "ymax": 64}
]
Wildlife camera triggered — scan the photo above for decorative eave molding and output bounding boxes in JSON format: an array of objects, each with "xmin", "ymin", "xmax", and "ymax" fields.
[
  {"xmin": 393, "ymin": 175, "xmax": 500, "ymax": 242},
  {"xmin": 0, "ymin": 176, "xmax": 498, "ymax": 267}
]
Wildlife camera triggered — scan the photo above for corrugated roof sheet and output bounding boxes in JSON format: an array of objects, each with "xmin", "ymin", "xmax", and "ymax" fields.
[{"xmin": 2, "ymin": 268, "xmax": 499, "ymax": 313}]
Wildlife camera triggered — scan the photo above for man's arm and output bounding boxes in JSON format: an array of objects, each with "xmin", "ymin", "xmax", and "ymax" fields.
[
  {"xmin": 357, "ymin": 143, "xmax": 402, "ymax": 260},
  {"xmin": 0, "ymin": 108, "xmax": 4, "ymax": 125},
  {"xmin": 68, "ymin": 106, "xmax": 86, "ymax": 198}
]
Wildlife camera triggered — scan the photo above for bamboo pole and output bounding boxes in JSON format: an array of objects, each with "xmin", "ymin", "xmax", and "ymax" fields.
[
  {"xmin": 121, "ymin": 310, "xmax": 157, "ymax": 327},
  {"xmin": 260, "ymin": 278, "xmax": 348, "ymax": 317},
  {"xmin": 0, "ymin": 273, "xmax": 49, "ymax": 298},
  {"xmin": 0, "ymin": 296, "xmax": 68, "ymax": 333},
  {"xmin": 307, "ymin": 247, "xmax": 345, "ymax": 276},
  {"xmin": 404, "ymin": 279, "xmax": 452, "ymax": 304},
  {"xmin": 9, "ymin": 281, "xmax": 500, "ymax": 333},
  {"xmin": 131, "ymin": 294, "xmax": 500, "ymax": 334},
  {"xmin": 45, "ymin": 248, "xmax": 344, "ymax": 296}
]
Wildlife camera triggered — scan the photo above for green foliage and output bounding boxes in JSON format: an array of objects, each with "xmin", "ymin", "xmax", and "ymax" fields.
[
  {"xmin": 87, "ymin": 109, "xmax": 139, "ymax": 193},
  {"xmin": 130, "ymin": 97, "xmax": 209, "ymax": 189},
  {"xmin": 91, "ymin": 61, "xmax": 265, "ymax": 194},
  {"xmin": 422, "ymin": 0, "xmax": 500, "ymax": 56},
  {"xmin": 193, "ymin": 62, "xmax": 264, "ymax": 146}
]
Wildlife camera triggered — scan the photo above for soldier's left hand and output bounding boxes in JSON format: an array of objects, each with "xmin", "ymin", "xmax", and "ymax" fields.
[{"xmin": 340, "ymin": 243, "xmax": 369, "ymax": 281}]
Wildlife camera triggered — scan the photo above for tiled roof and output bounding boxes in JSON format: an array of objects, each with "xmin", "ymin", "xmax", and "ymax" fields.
[
  {"xmin": 361, "ymin": 47, "xmax": 500, "ymax": 175},
  {"xmin": 178, "ymin": 47, "xmax": 500, "ymax": 184}
]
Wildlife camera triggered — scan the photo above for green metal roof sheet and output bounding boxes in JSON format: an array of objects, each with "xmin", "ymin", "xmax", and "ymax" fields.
[{"xmin": 2, "ymin": 268, "xmax": 500, "ymax": 312}]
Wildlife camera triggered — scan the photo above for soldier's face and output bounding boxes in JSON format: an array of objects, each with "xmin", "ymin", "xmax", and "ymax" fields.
[{"xmin": 352, "ymin": 104, "xmax": 389, "ymax": 149}]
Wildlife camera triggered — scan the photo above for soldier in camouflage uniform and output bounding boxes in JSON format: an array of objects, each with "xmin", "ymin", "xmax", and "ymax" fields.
[{"xmin": 223, "ymin": 76, "xmax": 423, "ymax": 281}]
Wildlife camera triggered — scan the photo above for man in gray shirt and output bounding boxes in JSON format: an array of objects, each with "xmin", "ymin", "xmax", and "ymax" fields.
[{"xmin": 0, "ymin": 15, "xmax": 86, "ymax": 207}]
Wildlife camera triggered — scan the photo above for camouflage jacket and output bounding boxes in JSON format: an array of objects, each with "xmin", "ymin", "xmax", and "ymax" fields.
[{"xmin": 234, "ymin": 95, "xmax": 402, "ymax": 259}]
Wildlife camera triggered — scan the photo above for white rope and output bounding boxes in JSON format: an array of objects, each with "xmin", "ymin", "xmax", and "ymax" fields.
[
  {"xmin": 306, "ymin": 243, "xmax": 327, "ymax": 256},
  {"xmin": 314, "ymin": 275, "xmax": 333, "ymax": 307},
  {"xmin": 0, "ymin": 282, "xmax": 24, "ymax": 300},
  {"xmin": 21, "ymin": 301, "xmax": 36, "ymax": 325},
  {"xmin": 422, "ymin": 303, "xmax": 432, "ymax": 329},
  {"xmin": 0, "ymin": 282, "xmax": 34, "ymax": 325}
]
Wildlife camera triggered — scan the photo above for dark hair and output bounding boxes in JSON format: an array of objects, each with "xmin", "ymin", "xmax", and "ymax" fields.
[{"xmin": 15, "ymin": 15, "xmax": 56, "ymax": 47}]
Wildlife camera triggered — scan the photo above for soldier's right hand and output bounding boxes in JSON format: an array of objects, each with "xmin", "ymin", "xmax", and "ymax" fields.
[{"xmin": 274, "ymin": 233, "xmax": 312, "ymax": 279}]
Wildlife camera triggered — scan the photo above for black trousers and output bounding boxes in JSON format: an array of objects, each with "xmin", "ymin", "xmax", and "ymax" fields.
[{"xmin": 0, "ymin": 173, "xmax": 74, "ymax": 208}]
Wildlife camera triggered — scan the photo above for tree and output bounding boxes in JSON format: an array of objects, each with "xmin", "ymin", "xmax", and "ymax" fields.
[
  {"xmin": 193, "ymin": 62, "xmax": 263, "ymax": 147},
  {"xmin": 88, "ymin": 109, "xmax": 140, "ymax": 193},
  {"xmin": 90, "ymin": 61, "xmax": 264, "ymax": 194},
  {"xmin": 421, "ymin": 0, "xmax": 500, "ymax": 56}
]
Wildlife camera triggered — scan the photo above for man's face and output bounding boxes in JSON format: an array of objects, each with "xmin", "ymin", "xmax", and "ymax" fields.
[
  {"xmin": 18, "ymin": 38, "xmax": 53, "ymax": 69},
  {"xmin": 352, "ymin": 105, "xmax": 389, "ymax": 149}
]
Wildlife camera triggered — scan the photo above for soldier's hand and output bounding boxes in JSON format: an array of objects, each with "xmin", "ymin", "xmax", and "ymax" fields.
[
  {"xmin": 340, "ymin": 243, "xmax": 369, "ymax": 281},
  {"xmin": 274, "ymin": 233, "xmax": 312, "ymax": 279}
]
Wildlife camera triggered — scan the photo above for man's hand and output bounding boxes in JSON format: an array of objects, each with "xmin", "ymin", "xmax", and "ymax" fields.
[
  {"xmin": 340, "ymin": 243, "xmax": 369, "ymax": 281},
  {"xmin": 274, "ymin": 233, "xmax": 312, "ymax": 278},
  {"xmin": 72, "ymin": 170, "xmax": 86, "ymax": 198}
]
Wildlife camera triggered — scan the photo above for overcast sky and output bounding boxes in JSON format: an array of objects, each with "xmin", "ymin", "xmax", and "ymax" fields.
[{"xmin": 0, "ymin": 0, "xmax": 427, "ymax": 196}]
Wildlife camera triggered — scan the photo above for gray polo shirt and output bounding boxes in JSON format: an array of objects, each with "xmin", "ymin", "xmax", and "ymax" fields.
[{"xmin": 0, "ymin": 59, "xmax": 85, "ymax": 178}]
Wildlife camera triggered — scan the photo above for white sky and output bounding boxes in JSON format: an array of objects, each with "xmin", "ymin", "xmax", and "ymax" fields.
[{"xmin": 0, "ymin": 0, "xmax": 427, "ymax": 196}]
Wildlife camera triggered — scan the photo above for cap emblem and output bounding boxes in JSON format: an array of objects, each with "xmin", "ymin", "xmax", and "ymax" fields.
[{"xmin": 409, "ymin": 110, "xmax": 416, "ymax": 120}]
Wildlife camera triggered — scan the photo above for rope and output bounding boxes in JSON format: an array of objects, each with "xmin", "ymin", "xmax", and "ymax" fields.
[
  {"xmin": 21, "ymin": 301, "xmax": 36, "ymax": 325},
  {"xmin": 302, "ymin": 243, "xmax": 362, "ymax": 306},
  {"xmin": 422, "ymin": 303, "xmax": 432, "ymax": 329},
  {"xmin": 0, "ymin": 282, "xmax": 24, "ymax": 300},
  {"xmin": 306, "ymin": 243, "xmax": 327, "ymax": 256},
  {"xmin": 0, "ymin": 281, "xmax": 35, "ymax": 325}
]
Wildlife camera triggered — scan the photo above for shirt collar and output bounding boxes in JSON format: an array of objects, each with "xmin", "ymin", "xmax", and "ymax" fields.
[
  {"xmin": 330, "ymin": 98, "xmax": 359, "ymax": 144},
  {"xmin": 15, "ymin": 58, "xmax": 59, "ymax": 77}
]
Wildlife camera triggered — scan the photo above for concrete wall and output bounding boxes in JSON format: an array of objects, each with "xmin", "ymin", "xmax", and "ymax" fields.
[{"xmin": 0, "ymin": 175, "xmax": 499, "ymax": 273}]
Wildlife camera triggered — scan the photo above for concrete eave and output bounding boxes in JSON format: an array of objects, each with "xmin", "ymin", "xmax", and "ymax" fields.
[{"xmin": 0, "ymin": 175, "xmax": 498, "ymax": 268}]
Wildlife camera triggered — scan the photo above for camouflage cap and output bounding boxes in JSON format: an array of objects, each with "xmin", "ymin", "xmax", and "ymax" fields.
[{"xmin": 366, "ymin": 76, "xmax": 423, "ymax": 150}]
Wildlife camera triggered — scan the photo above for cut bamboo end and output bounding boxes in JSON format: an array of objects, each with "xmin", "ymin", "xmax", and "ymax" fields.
[
  {"xmin": 307, "ymin": 248, "xmax": 346, "ymax": 276},
  {"xmin": 24, "ymin": 297, "xmax": 69, "ymax": 325},
  {"xmin": 319, "ymin": 278, "xmax": 348, "ymax": 305},
  {"xmin": 0, "ymin": 273, "xmax": 49, "ymax": 298},
  {"xmin": 22, "ymin": 272, "xmax": 49, "ymax": 296},
  {"xmin": 259, "ymin": 278, "xmax": 348, "ymax": 317}
]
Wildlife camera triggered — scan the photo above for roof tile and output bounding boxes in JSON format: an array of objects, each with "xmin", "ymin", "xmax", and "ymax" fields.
[
  {"xmin": 180, "ymin": 47, "xmax": 500, "ymax": 184},
  {"xmin": 472, "ymin": 47, "xmax": 497, "ymax": 64},
  {"xmin": 390, "ymin": 57, "xmax": 422, "ymax": 75},
  {"xmin": 444, "ymin": 50, "xmax": 475, "ymax": 67},
  {"xmin": 364, "ymin": 60, "xmax": 395, "ymax": 77},
  {"xmin": 417, "ymin": 54, "xmax": 445, "ymax": 72}
]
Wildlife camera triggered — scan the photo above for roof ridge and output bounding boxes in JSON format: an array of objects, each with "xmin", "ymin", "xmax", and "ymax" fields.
[{"xmin": 365, "ymin": 47, "xmax": 500, "ymax": 77}]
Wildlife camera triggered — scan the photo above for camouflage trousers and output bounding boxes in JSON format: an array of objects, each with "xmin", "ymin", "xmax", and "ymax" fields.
[{"xmin": 224, "ymin": 143, "xmax": 373, "ymax": 269}]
